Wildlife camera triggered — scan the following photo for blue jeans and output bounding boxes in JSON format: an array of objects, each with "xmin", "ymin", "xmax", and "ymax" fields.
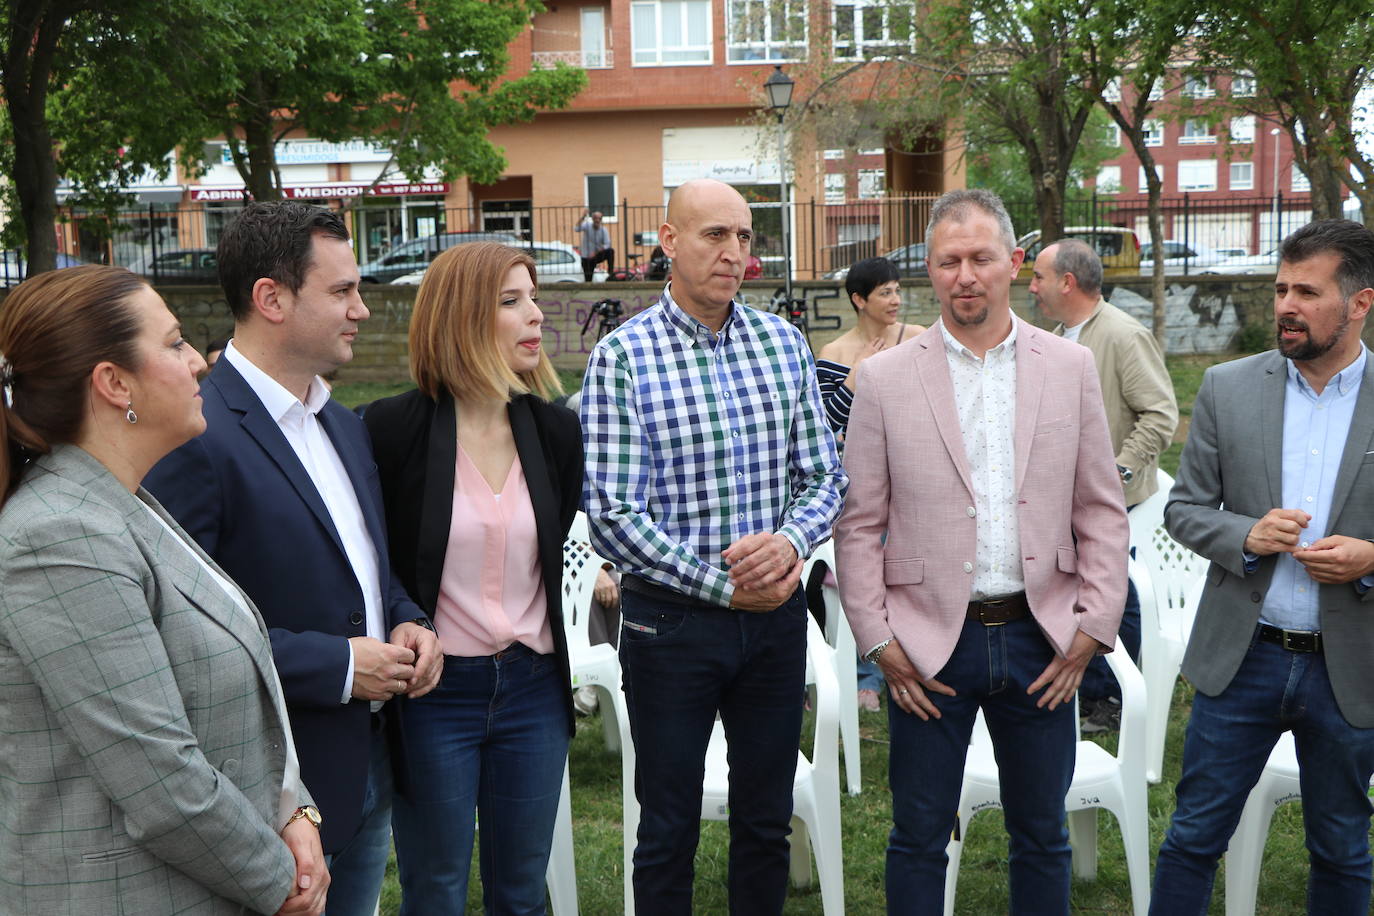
[
  {"xmin": 887, "ymin": 615, "xmax": 1076, "ymax": 916},
  {"xmin": 391, "ymin": 643, "xmax": 570, "ymax": 916},
  {"xmin": 1151, "ymin": 632, "xmax": 1374, "ymax": 915},
  {"xmin": 620, "ymin": 585, "xmax": 807, "ymax": 916},
  {"xmin": 325, "ymin": 723, "xmax": 394, "ymax": 916},
  {"xmin": 1079, "ymin": 575, "xmax": 1141, "ymax": 702}
]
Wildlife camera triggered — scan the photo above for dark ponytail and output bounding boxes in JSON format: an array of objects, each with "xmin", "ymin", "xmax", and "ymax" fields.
[{"xmin": 0, "ymin": 266, "xmax": 145, "ymax": 507}]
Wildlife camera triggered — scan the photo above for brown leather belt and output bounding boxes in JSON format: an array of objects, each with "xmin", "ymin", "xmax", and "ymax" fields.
[
  {"xmin": 1257, "ymin": 623, "xmax": 1322, "ymax": 654},
  {"xmin": 967, "ymin": 592, "xmax": 1029, "ymax": 625}
]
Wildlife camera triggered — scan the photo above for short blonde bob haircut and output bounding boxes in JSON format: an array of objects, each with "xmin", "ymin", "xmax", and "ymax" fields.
[{"xmin": 409, "ymin": 242, "xmax": 562, "ymax": 402}]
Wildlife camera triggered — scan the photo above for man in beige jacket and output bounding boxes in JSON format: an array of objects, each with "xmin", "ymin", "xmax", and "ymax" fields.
[{"xmin": 1031, "ymin": 237, "xmax": 1179, "ymax": 728}]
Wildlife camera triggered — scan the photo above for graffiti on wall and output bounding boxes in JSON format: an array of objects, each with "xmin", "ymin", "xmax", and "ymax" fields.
[{"xmin": 1107, "ymin": 282, "xmax": 1245, "ymax": 354}]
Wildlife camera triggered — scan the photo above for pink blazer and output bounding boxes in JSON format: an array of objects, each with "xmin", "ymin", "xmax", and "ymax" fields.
[{"xmin": 834, "ymin": 318, "xmax": 1129, "ymax": 679}]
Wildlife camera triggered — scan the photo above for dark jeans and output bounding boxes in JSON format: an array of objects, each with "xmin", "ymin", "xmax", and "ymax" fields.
[
  {"xmin": 324, "ymin": 723, "xmax": 394, "ymax": 916},
  {"xmin": 581, "ymin": 248, "xmax": 613, "ymax": 281},
  {"xmin": 620, "ymin": 584, "xmax": 807, "ymax": 916},
  {"xmin": 1150, "ymin": 632, "xmax": 1374, "ymax": 914},
  {"xmin": 887, "ymin": 615, "xmax": 1077, "ymax": 915},
  {"xmin": 392, "ymin": 644, "xmax": 570, "ymax": 916},
  {"xmin": 1079, "ymin": 575, "xmax": 1141, "ymax": 702}
]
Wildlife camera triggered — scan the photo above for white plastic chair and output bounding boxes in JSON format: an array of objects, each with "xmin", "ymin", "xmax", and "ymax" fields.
[
  {"xmin": 1131, "ymin": 469, "xmax": 1208, "ymax": 783},
  {"xmin": 803, "ymin": 539, "xmax": 862, "ymax": 795},
  {"xmin": 546, "ymin": 762, "xmax": 577, "ymax": 914},
  {"xmin": 1222, "ymin": 732, "xmax": 1299, "ymax": 916},
  {"xmin": 562, "ymin": 513, "xmax": 627, "ymax": 753},
  {"xmin": 943, "ymin": 650, "xmax": 1151, "ymax": 915},
  {"xmin": 620, "ymin": 613, "xmax": 846, "ymax": 915}
]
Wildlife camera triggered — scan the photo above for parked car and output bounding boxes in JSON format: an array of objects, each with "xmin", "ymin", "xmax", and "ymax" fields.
[
  {"xmin": 1, "ymin": 251, "xmax": 85, "ymax": 287},
  {"xmin": 127, "ymin": 248, "xmax": 218, "ymax": 284},
  {"xmin": 391, "ymin": 241, "xmax": 603, "ymax": 285},
  {"xmin": 1199, "ymin": 248, "xmax": 1280, "ymax": 275},
  {"xmin": 825, "ymin": 242, "xmax": 928, "ymax": 280},
  {"xmin": 359, "ymin": 230, "xmax": 519, "ymax": 284},
  {"xmin": 1015, "ymin": 227, "xmax": 1141, "ymax": 278},
  {"xmin": 1139, "ymin": 241, "xmax": 1229, "ymax": 275}
]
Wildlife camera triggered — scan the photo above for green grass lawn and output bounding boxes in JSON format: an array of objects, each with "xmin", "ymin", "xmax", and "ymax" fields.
[{"xmin": 345, "ymin": 351, "xmax": 1320, "ymax": 914}]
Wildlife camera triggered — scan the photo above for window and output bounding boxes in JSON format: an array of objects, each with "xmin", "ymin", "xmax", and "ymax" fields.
[
  {"xmin": 1182, "ymin": 75, "xmax": 1214, "ymax": 98},
  {"xmin": 1230, "ymin": 162, "xmax": 1254, "ymax": 190},
  {"xmin": 1232, "ymin": 72, "xmax": 1256, "ymax": 97},
  {"xmin": 1143, "ymin": 119, "xmax": 1164, "ymax": 146},
  {"xmin": 585, "ymin": 174, "xmax": 618, "ymax": 218},
  {"xmin": 727, "ymin": 0, "xmax": 806, "ymax": 62},
  {"xmin": 1096, "ymin": 166, "xmax": 1122, "ymax": 193},
  {"xmin": 632, "ymin": 0, "xmax": 711, "ymax": 65},
  {"xmin": 833, "ymin": 0, "xmax": 915, "ymax": 60},
  {"xmin": 581, "ymin": 7, "xmax": 609, "ymax": 68},
  {"xmin": 1230, "ymin": 116, "xmax": 1256, "ymax": 144},
  {"xmin": 1102, "ymin": 78, "xmax": 1121, "ymax": 102},
  {"xmin": 823, "ymin": 149, "xmax": 845, "ymax": 160},
  {"xmin": 1181, "ymin": 119, "xmax": 1215, "ymax": 144},
  {"xmin": 1147, "ymin": 79, "xmax": 1164, "ymax": 101},
  {"xmin": 1108, "ymin": 124, "xmax": 1121, "ymax": 147},
  {"xmin": 1138, "ymin": 164, "xmax": 1164, "ymax": 193},
  {"xmin": 1291, "ymin": 164, "xmax": 1310, "ymax": 192},
  {"xmin": 824, "ymin": 172, "xmax": 845, "ymax": 203},
  {"xmin": 857, "ymin": 168, "xmax": 885, "ymax": 199},
  {"xmin": 1178, "ymin": 159, "xmax": 1218, "ymax": 191}
]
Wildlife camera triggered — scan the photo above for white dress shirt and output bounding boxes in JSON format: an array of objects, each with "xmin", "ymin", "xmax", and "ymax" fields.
[
  {"xmin": 223, "ymin": 342, "xmax": 385, "ymax": 706},
  {"xmin": 939, "ymin": 319, "xmax": 1026, "ymax": 600}
]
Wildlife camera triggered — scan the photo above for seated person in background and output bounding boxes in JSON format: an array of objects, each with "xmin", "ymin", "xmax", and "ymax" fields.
[{"xmin": 817, "ymin": 255, "xmax": 925, "ymax": 711}]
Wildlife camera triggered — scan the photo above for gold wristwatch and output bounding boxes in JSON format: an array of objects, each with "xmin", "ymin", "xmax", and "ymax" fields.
[{"xmin": 288, "ymin": 805, "xmax": 323, "ymax": 829}]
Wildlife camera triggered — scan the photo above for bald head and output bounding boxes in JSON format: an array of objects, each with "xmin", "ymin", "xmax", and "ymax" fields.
[{"xmin": 661, "ymin": 179, "xmax": 753, "ymax": 328}]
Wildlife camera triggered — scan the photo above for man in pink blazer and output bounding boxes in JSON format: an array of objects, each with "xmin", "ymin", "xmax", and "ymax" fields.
[{"xmin": 835, "ymin": 189, "xmax": 1128, "ymax": 914}]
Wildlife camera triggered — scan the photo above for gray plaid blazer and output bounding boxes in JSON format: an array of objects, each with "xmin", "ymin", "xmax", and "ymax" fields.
[{"xmin": 0, "ymin": 445, "xmax": 308, "ymax": 914}]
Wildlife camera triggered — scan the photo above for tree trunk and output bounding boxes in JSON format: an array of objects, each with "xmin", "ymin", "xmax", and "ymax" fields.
[
  {"xmin": 1304, "ymin": 153, "xmax": 1346, "ymax": 221},
  {"xmin": 1131, "ymin": 134, "xmax": 1168, "ymax": 350},
  {"xmin": 239, "ymin": 113, "xmax": 282, "ymax": 201}
]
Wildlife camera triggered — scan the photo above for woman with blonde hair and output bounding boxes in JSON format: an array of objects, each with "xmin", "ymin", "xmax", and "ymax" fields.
[
  {"xmin": 0, "ymin": 266, "xmax": 326, "ymax": 915},
  {"xmin": 363, "ymin": 242, "xmax": 581, "ymax": 914}
]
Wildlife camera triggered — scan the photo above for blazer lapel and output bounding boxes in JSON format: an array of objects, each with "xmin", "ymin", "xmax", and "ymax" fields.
[
  {"xmin": 1013, "ymin": 320, "xmax": 1046, "ymax": 493},
  {"xmin": 1258, "ymin": 352, "xmax": 1287, "ymax": 509},
  {"xmin": 1326, "ymin": 356, "xmax": 1374, "ymax": 529},
  {"xmin": 914, "ymin": 334, "xmax": 976, "ymax": 498},
  {"xmin": 211, "ymin": 360, "xmax": 347, "ymax": 558},
  {"xmin": 415, "ymin": 393, "xmax": 457, "ymax": 613},
  {"xmin": 510, "ymin": 396, "xmax": 560, "ymax": 571}
]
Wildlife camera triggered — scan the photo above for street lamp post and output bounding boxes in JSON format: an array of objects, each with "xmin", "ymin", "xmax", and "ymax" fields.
[
  {"xmin": 1271, "ymin": 128, "xmax": 1282, "ymax": 249},
  {"xmin": 764, "ymin": 65, "xmax": 795, "ymax": 303}
]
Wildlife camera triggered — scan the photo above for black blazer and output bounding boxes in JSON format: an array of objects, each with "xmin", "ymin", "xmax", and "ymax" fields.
[{"xmin": 363, "ymin": 388, "xmax": 582, "ymax": 735}]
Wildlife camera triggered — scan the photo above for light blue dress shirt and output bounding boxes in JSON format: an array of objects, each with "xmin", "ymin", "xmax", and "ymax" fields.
[{"xmin": 1258, "ymin": 345, "xmax": 1368, "ymax": 630}]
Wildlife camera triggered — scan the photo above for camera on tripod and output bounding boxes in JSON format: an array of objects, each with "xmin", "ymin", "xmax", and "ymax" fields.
[{"xmin": 582, "ymin": 297, "xmax": 625, "ymax": 340}]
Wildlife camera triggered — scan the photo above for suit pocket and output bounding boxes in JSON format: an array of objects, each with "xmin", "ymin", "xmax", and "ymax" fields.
[
  {"xmin": 1056, "ymin": 547, "xmax": 1077, "ymax": 574},
  {"xmin": 884, "ymin": 558, "xmax": 924, "ymax": 585},
  {"xmin": 1035, "ymin": 415, "xmax": 1072, "ymax": 436}
]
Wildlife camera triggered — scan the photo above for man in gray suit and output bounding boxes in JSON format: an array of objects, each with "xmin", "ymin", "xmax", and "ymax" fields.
[{"xmin": 1151, "ymin": 219, "xmax": 1374, "ymax": 912}]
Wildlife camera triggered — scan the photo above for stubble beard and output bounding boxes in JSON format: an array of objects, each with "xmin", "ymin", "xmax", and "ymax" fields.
[{"xmin": 1276, "ymin": 302, "xmax": 1350, "ymax": 362}]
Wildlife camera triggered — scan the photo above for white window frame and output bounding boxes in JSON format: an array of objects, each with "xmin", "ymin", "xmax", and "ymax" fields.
[
  {"xmin": 1229, "ymin": 115, "xmax": 1256, "ymax": 144},
  {"xmin": 1232, "ymin": 72, "xmax": 1257, "ymax": 97},
  {"xmin": 1182, "ymin": 74, "xmax": 1215, "ymax": 98},
  {"xmin": 832, "ymin": 0, "xmax": 916, "ymax": 61},
  {"xmin": 1147, "ymin": 78, "xmax": 1164, "ymax": 101},
  {"xmin": 1143, "ymin": 119, "xmax": 1165, "ymax": 147},
  {"xmin": 857, "ymin": 168, "xmax": 885, "ymax": 199},
  {"xmin": 824, "ymin": 172, "xmax": 846, "ymax": 203},
  {"xmin": 1230, "ymin": 161, "xmax": 1254, "ymax": 190},
  {"xmin": 1181, "ymin": 119, "xmax": 1216, "ymax": 145},
  {"xmin": 1096, "ymin": 166, "xmax": 1122, "ymax": 193},
  {"xmin": 1291, "ymin": 164, "xmax": 1311, "ymax": 192},
  {"xmin": 1138, "ymin": 163, "xmax": 1164, "ymax": 193},
  {"xmin": 726, "ymin": 0, "xmax": 807, "ymax": 63},
  {"xmin": 585, "ymin": 173, "xmax": 619, "ymax": 221},
  {"xmin": 1178, "ymin": 159, "xmax": 1218, "ymax": 192},
  {"xmin": 631, "ymin": 0, "xmax": 713, "ymax": 67}
]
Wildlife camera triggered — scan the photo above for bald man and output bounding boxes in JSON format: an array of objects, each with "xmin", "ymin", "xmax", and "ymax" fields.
[{"xmin": 581, "ymin": 179, "xmax": 846, "ymax": 914}]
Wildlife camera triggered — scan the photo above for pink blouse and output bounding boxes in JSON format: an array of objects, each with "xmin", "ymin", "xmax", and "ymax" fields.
[{"xmin": 432, "ymin": 446, "xmax": 554, "ymax": 656}]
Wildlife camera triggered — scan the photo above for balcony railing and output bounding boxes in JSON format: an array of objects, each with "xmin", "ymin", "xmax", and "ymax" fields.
[{"xmin": 532, "ymin": 48, "xmax": 613, "ymax": 69}]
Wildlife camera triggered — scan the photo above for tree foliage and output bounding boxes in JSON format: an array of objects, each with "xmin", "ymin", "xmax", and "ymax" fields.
[{"xmin": 1190, "ymin": 0, "xmax": 1374, "ymax": 226}]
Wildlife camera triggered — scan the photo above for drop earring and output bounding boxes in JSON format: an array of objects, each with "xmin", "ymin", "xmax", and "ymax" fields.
[{"xmin": 125, "ymin": 402, "xmax": 138, "ymax": 424}]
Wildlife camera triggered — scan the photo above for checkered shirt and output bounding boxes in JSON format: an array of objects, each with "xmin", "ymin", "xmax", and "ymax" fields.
[{"xmin": 580, "ymin": 287, "xmax": 847, "ymax": 606}]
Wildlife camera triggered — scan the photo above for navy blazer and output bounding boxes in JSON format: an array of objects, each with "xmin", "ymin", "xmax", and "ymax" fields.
[
  {"xmin": 144, "ymin": 356, "xmax": 426, "ymax": 853},
  {"xmin": 362, "ymin": 389, "xmax": 582, "ymax": 741}
]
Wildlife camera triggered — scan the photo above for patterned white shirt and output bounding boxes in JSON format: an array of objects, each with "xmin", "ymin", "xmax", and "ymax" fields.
[{"xmin": 939, "ymin": 319, "xmax": 1025, "ymax": 600}]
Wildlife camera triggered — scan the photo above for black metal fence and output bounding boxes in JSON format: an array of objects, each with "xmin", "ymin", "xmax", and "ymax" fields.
[{"xmin": 4, "ymin": 191, "xmax": 1324, "ymax": 287}]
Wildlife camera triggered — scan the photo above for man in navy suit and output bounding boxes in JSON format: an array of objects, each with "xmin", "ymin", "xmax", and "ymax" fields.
[{"xmin": 145, "ymin": 201, "xmax": 442, "ymax": 916}]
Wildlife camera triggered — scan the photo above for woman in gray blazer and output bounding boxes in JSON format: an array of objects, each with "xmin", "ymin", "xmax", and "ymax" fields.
[{"xmin": 0, "ymin": 266, "xmax": 327, "ymax": 915}]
